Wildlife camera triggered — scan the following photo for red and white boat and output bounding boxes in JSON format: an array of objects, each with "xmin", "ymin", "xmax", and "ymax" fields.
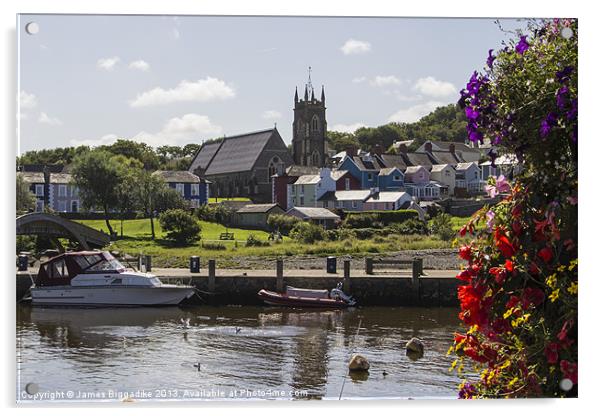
[
  {"xmin": 258, "ymin": 283, "xmax": 356, "ymax": 308},
  {"xmin": 30, "ymin": 251, "xmax": 195, "ymax": 306}
]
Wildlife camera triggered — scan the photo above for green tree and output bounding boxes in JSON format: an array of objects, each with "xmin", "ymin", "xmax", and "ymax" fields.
[
  {"xmin": 100, "ymin": 139, "xmax": 160, "ymax": 170},
  {"xmin": 326, "ymin": 131, "xmax": 360, "ymax": 152},
  {"xmin": 159, "ymin": 209, "xmax": 201, "ymax": 245},
  {"xmin": 111, "ymin": 155, "xmax": 143, "ymax": 238},
  {"xmin": 155, "ymin": 186, "xmax": 188, "ymax": 213},
  {"xmin": 71, "ymin": 150, "xmax": 126, "ymax": 236},
  {"xmin": 16, "ymin": 174, "xmax": 35, "ymax": 215},
  {"xmin": 134, "ymin": 171, "xmax": 168, "ymax": 240}
]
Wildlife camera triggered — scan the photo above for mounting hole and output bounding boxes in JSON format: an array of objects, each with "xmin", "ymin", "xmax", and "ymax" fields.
[
  {"xmin": 25, "ymin": 22, "xmax": 39, "ymax": 35},
  {"xmin": 559, "ymin": 378, "xmax": 573, "ymax": 391},
  {"xmin": 25, "ymin": 382, "xmax": 39, "ymax": 395},
  {"xmin": 561, "ymin": 27, "xmax": 573, "ymax": 40}
]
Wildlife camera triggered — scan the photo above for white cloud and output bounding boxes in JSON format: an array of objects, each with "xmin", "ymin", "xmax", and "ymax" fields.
[
  {"xmin": 69, "ymin": 134, "xmax": 119, "ymax": 147},
  {"xmin": 19, "ymin": 90, "xmax": 38, "ymax": 110},
  {"xmin": 340, "ymin": 39, "xmax": 371, "ymax": 55},
  {"xmin": 128, "ymin": 60, "xmax": 150, "ymax": 71},
  {"xmin": 70, "ymin": 114, "xmax": 222, "ymax": 148},
  {"xmin": 38, "ymin": 112, "xmax": 62, "ymax": 126},
  {"xmin": 413, "ymin": 76, "xmax": 457, "ymax": 97},
  {"xmin": 262, "ymin": 110, "xmax": 282, "ymax": 120},
  {"xmin": 129, "ymin": 77, "xmax": 235, "ymax": 107},
  {"xmin": 331, "ymin": 123, "xmax": 366, "ymax": 134},
  {"xmin": 352, "ymin": 76, "xmax": 366, "ymax": 84},
  {"xmin": 97, "ymin": 56, "xmax": 120, "ymax": 71},
  {"xmin": 369, "ymin": 75, "xmax": 402, "ymax": 87},
  {"xmin": 387, "ymin": 101, "xmax": 445, "ymax": 123}
]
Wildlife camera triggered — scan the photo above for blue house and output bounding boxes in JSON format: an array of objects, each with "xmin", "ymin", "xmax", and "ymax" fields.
[
  {"xmin": 338, "ymin": 155, "xmax": 382, "ymax": 189},
  {"xmin": 153, "ymin": 171, "xmax": 209, "ymax": 208},
  {"xmin": 377, "ymin": 167, "xmax": 405, "ymax": 191}
]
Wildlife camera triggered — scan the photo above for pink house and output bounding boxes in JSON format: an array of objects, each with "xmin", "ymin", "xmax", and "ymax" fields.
[{"xmin": 404, "ymin": 166, "xmax": 430, "ymax": 184}]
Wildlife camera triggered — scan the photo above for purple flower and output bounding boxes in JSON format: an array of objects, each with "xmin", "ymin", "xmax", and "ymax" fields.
[
  {"xmin": 465, "ymin": 107, "xmax": 479, "ymax": 120},
  {"xmin": 571, "ymin": 126, "xmax": 578, "ymax": 143},
  {"xmin": 515, "ymin": 36, "xmax": 530, "ymax": 55},
  {"xmin": 487, "ymin": 49, "xmax": 496, "ymax": 68},
  {"xmin": 567, "ymin": 99, "xmax": 577, "ymax": 121},
  {"xmin": 556, "ymin": 66, "xmax": 574, "ymax": 83},
  {"xmin": 458, "ymin": 382, "xmax": 477, "ymax": 399},
  {"xmin": 556, "ymin": 85, "xmax": 569, "ymax": 109},
  {"xmin": 486, "ymin": 210, "xmax": 495, "ymax": 231},
  {"xmin": 540, "ymin": 112, "xmax": 558, "ymax": 138}
]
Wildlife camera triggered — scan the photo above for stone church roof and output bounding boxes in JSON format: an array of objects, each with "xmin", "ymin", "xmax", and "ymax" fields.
[{"xmin": 190, "ymin": 128, "xmax": 284, "ymax": 177}]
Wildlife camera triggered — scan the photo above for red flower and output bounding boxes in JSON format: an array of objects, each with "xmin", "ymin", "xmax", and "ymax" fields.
[
  {"xmin": 459, "ymin": 245, "xmax": 473, "ymax": 261},
  {"xmin": 456, "ymin": 269, "xmax": 472, "ymax": 282},
  {"xmin": 557, "ymin": 320, "xmax": 574, "ymax": 342},
  {"xmin": 489, "ymin": 267, "xmax": 507, "ymax": 284},
  {"xmin": 560, "ymin": 360, "xmax": 578, "ymax": 384},
  {"xmin": 459, "ymin": 225, "xmax": 468, "ymax": 237},
  {"xmin": 506, "ymin": 295, "xmax": 520, "ymax": 309},
  {"xmin": 511, "ymin": 220, "xmax": 522, "ymax": 236},
  {"xmin": 538, "ymin": 246, "xmax": 554, "ymax": 263},
  {"xmin": 505, "ymin": 260, "xmax": 514, "ymax": 272},
  {"xmin": 529, "ymin": 261, "xmax": 541, "ymax": 276},
  {"xmin": 544, "ymin": 343, "xmax": 559, "ymax": 364},
  {"xmin": 522, "ymin": 286, "xmax": 545, "ymax": 308},
  {"xmin": 494, "ymin": 228, "xmax": 516, "ymax": 258}
]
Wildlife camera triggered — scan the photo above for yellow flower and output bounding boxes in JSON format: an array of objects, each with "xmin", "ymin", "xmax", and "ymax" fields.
[
  {"xmin": 549, "ymin": 289, "xmax": 560, "ymax": 302},
  {"xmin": 567, "ymin": 282, "xmax": 578, "ymax": 295},
  {"xmin": 557, "ymin": 265, "xmax": 566, "ymax": 272},
  {"xmin": 450, "ymin": 359, "xmax": 458, "ymax": 372},
  {"xmin": 568, "ymin": 259, "xmax": 578, "ymax": 271},
  {"xmin": 504, "ymin": 308, "xmax": 515, "ymax": 319},
  {"xmin": 546, "ymin": 273, "xmax": 557, "ymax": 288},
  {"xmin": 508, "ymin": 377, "xmax": 519, "ymax": 389}
]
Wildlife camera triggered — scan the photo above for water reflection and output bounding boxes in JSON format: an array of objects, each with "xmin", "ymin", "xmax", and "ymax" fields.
[{"xmin": 17, "ymin": 305, "xmax": 463, "ymax": 401}]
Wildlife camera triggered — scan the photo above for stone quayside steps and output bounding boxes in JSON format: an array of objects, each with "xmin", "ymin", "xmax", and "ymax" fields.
[{"xmin": 17, "ymin": 265, "xmax": 461, "ymax": 307}]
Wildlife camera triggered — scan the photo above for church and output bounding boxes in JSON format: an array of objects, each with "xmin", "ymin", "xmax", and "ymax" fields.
[{"xmin": 188, "ymin": 72, "xmax": 328, "ymax": 203}]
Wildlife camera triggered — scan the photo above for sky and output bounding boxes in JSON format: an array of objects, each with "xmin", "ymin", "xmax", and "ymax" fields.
[{"xmin": 17, "ymin": 14, "xmax": 528, "ymax": 153}]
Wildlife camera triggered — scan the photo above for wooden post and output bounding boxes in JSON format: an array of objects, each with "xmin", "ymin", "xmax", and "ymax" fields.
[
  {"xmin": 412, "ymin": 257, "xmax": 422, "ymax": 303},
  {"xmin": 276, "ymin": 258, "xmax": 284, "ymax": 292},
  {"xmin": 208, "ymin": 259, "xmax": 216, "ymax": 292},
  {"xmin": 343, "ymin": 260, "xmax": 351, "ymax": 293},
  {"xmin": 145, "ymin": 255, "xmax": 152, "ymax": 272},
  {"xmin": 365, "ymin": 257, "xmax": 374, "ymax": 275}
]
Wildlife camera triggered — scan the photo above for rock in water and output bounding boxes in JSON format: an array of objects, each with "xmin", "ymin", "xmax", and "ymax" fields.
[
  {"xmin": 348, "ymin": 354, "xmax": 370, "ymax": 371},
  {"xmin": 405, "ymin": 337, "xmax": 424, "ymax": 359}
]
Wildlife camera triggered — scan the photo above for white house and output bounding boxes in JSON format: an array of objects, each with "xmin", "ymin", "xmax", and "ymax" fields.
[
  {"xmin": 430, "ymin": 164, "xmax": 455, "ymax": 196},
  {"xmin": 364, "ymin": 191, "xmax": 412, "ymax": 211},
  {"xmin": 289, "ymin": 167, "xmax": 336, "ymax": 208}
]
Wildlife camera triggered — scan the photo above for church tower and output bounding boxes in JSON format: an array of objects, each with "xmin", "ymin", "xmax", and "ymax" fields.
[{"xmin": 292, "ymin": 67, "xmax": 327, "ymax": 167}]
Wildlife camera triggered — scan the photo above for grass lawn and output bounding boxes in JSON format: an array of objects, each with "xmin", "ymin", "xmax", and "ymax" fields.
[
  {"xmin": 207, "ymin": 197, "xmax": 251, "ymax": 204},
  {"xmin": 77, "ymin": 218, "xmax": 453, "ymax": 268}
]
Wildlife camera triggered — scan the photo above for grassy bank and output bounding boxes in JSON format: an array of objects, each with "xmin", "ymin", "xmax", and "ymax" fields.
[{"xmin": 77, "ymin": 218, "xmax": 454, "ymax": 268}]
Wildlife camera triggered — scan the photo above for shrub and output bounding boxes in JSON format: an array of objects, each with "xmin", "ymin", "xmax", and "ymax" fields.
[
  {"xmin": 16, "ymin": 235, "xmax": 36, "ymax": 254},
  {"xmin": 353, "ymin": 228, "xmax": 376, "ymax": 240},
  {"xmin": 266, "ymin": 214, "xmax": 301, "ymax": 235},
  {"xmin": 201, "ymin": 241, "xmax": 226, "ymax": 250},
  {"xmin": 159, "ymin": 209, "xmax": 201, "ymax": 245},
  {"xmin": 430, "ymin": 213, "xmax": 455, "ymax": 241},
  {"xmin": 290, "ymin": 222, "xmax": 326, "ymax": 244},
  {"xmin": 194, "ymin": 204, "xmax": 234, "ymax": 225},
  {"xmin": 393, "ymin": 218, "xmax": 430, "ymax": 235},
  {"xmin": 246, "ymin": 234, "xmax": 269, "ymax": 247},
  {"xmin": 343, "ymin": 210, "xmax": 419, "ymax": 228}
]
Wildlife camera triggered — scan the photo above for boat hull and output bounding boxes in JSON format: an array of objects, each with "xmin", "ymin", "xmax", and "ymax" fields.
[
  {"xmin": 30, "ymin": 285, "xmax": 196, "ymax": 306},
  {"xmin": 257, "ymin": 289, "xmax": 351, "ymax": 308}
]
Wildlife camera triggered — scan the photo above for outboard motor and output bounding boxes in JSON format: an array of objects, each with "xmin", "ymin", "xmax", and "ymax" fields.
[{"xmin": 330, "ymin": 282, "xmax": 356, "ymax": 306}]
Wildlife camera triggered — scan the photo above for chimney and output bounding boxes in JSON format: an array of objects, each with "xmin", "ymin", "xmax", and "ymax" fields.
[
  {"xmin": 373, "ymin": 144, "xmax": 383, "ymax": 156},
  {"xmin": 449, "ymin": 143, "xmax": 456, "ymax": 154},
  {"xmin": 398, "ymin": 143, "xmax": 407, "ymax": 155},
  {"xmin": 345, "ymin": 145, "xmax": 357, "ymax": 157},
  {"xmin": 425, "ymin": 142, "xmax": 433, "ymax": 153}
]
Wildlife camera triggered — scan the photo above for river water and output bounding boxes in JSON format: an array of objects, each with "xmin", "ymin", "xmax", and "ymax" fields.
[{"xmin": 17, "ymin": 305, "xmax": 464, "ymax": 402}]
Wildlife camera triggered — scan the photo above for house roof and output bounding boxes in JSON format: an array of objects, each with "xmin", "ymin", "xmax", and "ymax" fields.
[
  {"xmin": 153, "ymin": 170, "xmax": 202, "ymax": 183},
  {"xmin": 236, "ymin": 203, "xmax": 282, "ymax": 214},
  {"xmin": 405, "ymin": 152, "xmax": 433, "ymax": 168},
  {"xmin": 366, "ymin": 191, "xmax": 410, "ymax": 203},
  {"xmin": 294, "ymin": 174, "xmax": 321, "ymax": 185},
  {"xmin": 430, "ymin": 164, "xmax": 453, "ymax": 172},
  {"xmin": 333, "ymin": 190, "xmax": 372, "ymax": 201},
  {"xmin": 431, "ymin": 150, "xmax": 462, "ymax": 165},
  {"xmin": 287, "ymin": 207, "xmax": 340, "ymax": 220},
  {"xmin": 378, "ymin": 153, "xmax": 408, "ymax": 170},
  {"xmin": 285, "ymin": 165, "xmax": 320, "ymax": 177},
  {"xmin": 456, "ymin": 162, "xmax": 478, "ymax": 171},
  {"xmin": 351, "ymin": 155, "xmax": 386, "ymax": 171},
  {"xmin": 18, "ymin": 172, "xmax": 44, "ymax": 183},
  {"xmin": 189, "ymin": 141, "xmax": 222, "ymax": 173},
  {"xmin": 429, "ymin": 140, "xmax": 481, "ymax": 154},
  {"xmin": 378, "ymin": 167, "xmax": 402, "ymax": 176},
  {"xmin": 331, "ymin": 170, "xmax": 349, "ymax": 181},
  {"xmin": 50, "ymin": 173, "xmax": 73, "ymax": 184},
  {"xmin": 405, "ymin": 166, "xmax": 426, "ymax": 174},
  {"xmin": 203, "ymin": 128, "xmax": 277, "ymax": 176}
]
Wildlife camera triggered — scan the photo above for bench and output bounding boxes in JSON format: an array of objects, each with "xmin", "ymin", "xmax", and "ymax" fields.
[
  {"xmin": 365, "ymin": 257, "xmax": 423, "ymax": 277},
  {"xmin": 219, "ymin": 232, "xmax": 235, "ymax": 240}
]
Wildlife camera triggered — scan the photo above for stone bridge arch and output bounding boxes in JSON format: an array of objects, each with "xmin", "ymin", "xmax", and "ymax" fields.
[{"xmin": 16, "ymin": 213, "xmax": 110, "ymax": 251}]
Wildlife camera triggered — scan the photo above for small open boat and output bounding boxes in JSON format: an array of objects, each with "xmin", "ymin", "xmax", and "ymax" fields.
[{"xmin": 258, "ymin": 283, "xmax": 356, "ymax": 308}]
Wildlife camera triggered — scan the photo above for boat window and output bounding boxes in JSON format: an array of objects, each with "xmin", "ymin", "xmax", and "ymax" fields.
[
  {"xmin": 88, "ymin": 258, "xmax": 125, "ymax": 272},
  {"xmin": 50, "ymin": 259, "xmax": 68, "ymax": 278},
  {"xmin": 111, "ymin": 278, "xmax": 123, "ymax": 285}
]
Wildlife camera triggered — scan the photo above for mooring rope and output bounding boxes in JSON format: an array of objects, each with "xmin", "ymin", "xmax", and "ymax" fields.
[{"xmin": 338, "ymin": 317, "xmax": 363, "ymax": 400}]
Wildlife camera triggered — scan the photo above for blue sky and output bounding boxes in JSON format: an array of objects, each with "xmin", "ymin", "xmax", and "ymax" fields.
[{"xmin": 17, "ymin": 14, "xmax": 527, "ymax": 153}]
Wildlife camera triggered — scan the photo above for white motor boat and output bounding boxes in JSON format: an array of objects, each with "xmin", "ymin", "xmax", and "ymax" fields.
[{"xmin": 30, "ymin": 251, "xmax": 196, "ymax": 306}]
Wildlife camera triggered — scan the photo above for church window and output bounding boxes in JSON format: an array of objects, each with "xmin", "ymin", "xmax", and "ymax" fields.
[
  {"xmin": 312, "ymin": 150, "xmax": 320, "ymax": 166},
  {"xmin": 268, "ymin": 156, "xmax": 282, "ymax": 179},
  {"xmin": 311, "ymin": 115, "xmax": 320, "ymax": 132},
  {"xmin": 305, "ymin": 123, "xmax": 310, "ymax": 137}
]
